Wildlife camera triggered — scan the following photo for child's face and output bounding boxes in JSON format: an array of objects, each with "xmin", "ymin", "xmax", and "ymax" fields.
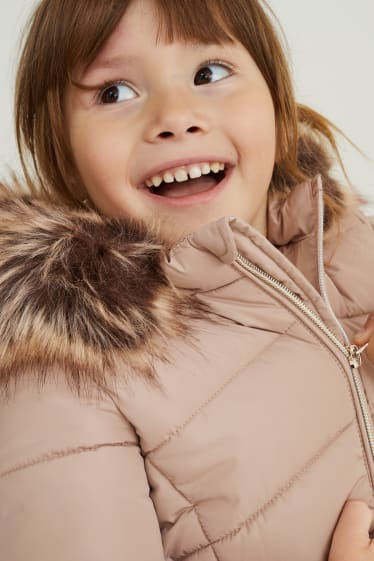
[{"xmin": 65, "ymin": 0, "xmax": 276, "ymax": 240}]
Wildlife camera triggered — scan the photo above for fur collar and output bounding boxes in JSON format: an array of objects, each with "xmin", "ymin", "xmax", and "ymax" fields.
[{"xmin": 0, "ymin": 188, "xmax": 207, "ymax": 397}]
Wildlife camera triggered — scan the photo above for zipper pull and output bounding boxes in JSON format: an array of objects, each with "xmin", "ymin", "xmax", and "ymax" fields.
[{"xmin": 346, "ymin": 343, "xmax": 369, "ymax": 368}]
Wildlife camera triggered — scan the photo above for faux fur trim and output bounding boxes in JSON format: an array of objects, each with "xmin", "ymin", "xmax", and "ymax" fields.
[{"xmin": 0, "ymin": 188, "xmax": 208, "ymax": 397}]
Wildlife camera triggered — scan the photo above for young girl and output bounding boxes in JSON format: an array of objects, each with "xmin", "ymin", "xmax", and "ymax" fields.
[{"xmin": 0, "ymin": 0, "xmax": 374, "ymax": 559}]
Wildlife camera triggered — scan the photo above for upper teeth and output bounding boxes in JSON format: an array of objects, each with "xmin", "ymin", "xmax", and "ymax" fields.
[{"xmin": 145, "ymin": 162, "xmax": 225, "ymax": 188}]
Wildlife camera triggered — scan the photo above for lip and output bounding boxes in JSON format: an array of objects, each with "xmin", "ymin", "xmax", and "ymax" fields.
[
  {"xmin": 140, "ymin": 164, "xmax": 234, "ymax": 208},
  {"xmin": 137, "ymin": 156, "xmax": 234, "ymax": 188}
]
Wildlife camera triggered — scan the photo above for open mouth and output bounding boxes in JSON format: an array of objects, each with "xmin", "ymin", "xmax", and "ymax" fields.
[
  {"xmin": 143, "ymin": 162, "xmax": 228, "ymax": 199},
  {"xmin": 148, "ymin": 169, "xmax": 226, "ymax": 198}
]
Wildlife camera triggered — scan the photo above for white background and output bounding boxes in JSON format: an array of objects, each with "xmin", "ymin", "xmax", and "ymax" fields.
[{"xmin": 1, "ymin": 0, "xmax": 373, "ymax": 213}]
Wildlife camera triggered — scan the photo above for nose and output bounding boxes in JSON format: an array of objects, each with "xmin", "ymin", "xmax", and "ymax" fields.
[{"xmin": 143, "ymin": 90, "xmax": 211, "ymax": 143}]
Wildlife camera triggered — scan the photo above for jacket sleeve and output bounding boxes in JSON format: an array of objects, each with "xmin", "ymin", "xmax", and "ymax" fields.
[{"xmin": 0, "ymin": 372, "xmax": 166, "ymax": 560}]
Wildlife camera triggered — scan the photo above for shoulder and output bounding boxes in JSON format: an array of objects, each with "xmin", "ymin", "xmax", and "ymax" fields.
[{"xmin": 0, "ymin": 187, "xmax": 206, "ymax": 398}]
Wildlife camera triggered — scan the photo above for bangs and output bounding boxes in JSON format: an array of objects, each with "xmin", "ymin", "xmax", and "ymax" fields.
[
  {"xmin": 75, "ymin": 0, "xmax": 235, "ymax": 77},
  {"xmin": 154, "ymin": 0, "xmax": 234, "ymax": 45},
  {"xmin": 59, "ymin": 0, "xmax": 236, "ymax": 81}
]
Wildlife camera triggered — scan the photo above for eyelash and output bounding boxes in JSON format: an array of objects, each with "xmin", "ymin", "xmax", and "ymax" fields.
[
  {"xmin": 96, "ymin": 80, "xmax": 130, "ymax": 104},
  {"xmin": 199, "ymin": 59, "xmax": 234, "ymax": 73},
  {"xmin": 96, "ymin": 59, "xmax": 235, "ymax": 104}
]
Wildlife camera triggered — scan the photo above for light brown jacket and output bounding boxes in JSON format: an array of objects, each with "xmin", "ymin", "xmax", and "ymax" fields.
[{"xmin": 1, "ymin": 176, "xmax": 374, "ymax": 560}]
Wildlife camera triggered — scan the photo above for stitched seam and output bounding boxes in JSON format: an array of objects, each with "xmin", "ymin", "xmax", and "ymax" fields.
[
  {"xmin": 231, "ymin": 270, "xmax": 372, "ymax": 492},
  {"xmin": 175, "ymin": 420, "xmax": 354, "ymax": 560},
  {"xmin": 195, "ymin": 276, "xmax": 247, "ymax": 295},
  {"xmin": 147, "ymin": 319, "xmax": 298, "ymax": 457},
  {"xmin": 336, "ymin": 311, "xmax": 372, "ymax": 320},
  {"xmin": 147, "ymin": 457, "xmax": 221, "ymax": 561},
  {"xmin": 0, "ymin": 440, "xmax": 137, "ymax": 478}
]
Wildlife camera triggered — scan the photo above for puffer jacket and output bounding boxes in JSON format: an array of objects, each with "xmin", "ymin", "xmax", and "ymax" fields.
[{"xmin": 0, "ymin": 175, "xmax": 374, "ymax": 561}]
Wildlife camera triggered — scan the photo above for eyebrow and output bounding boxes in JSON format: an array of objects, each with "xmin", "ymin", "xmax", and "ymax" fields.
[
  {"xmin": 72, "ymin": 54, "xmax": 140, "ymax": 91},
  {"xmin": 88, "ymin": 54, "xmax": 140, "ymax": 72},
  {"xmin": 87, "ymin": 41, "xmax": 228, "ymax": 72}
]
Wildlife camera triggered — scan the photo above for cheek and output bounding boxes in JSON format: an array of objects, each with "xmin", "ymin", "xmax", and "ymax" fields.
[
  {"xmin": 73, "ymin": 127, "xmax": 108, "ymax": 169},
  {"xmin": 68, "ymin": 116, "xmax": 130, "ymax": 189},
  {"xmin": 67, "ymin": 119, "xmax": 142, "ymax": 218},
  {"xmin": 229, "ymin": 88, "xmax": 276, "ymax": 163}
]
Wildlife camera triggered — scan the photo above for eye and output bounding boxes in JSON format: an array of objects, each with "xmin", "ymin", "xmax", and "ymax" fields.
[
  {"xmin": 98, "ymin": 81, "xmax": 137, "ymax": 104},
  {"xmin": 194, "ymin": 62, "xmax": 232, "ymax": 86}
]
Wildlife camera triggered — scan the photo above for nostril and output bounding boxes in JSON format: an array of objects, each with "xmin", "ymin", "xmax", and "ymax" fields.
[
  {"xmin": 158, "ymin": 127, "xmax": 200, "ymax": 138},
  {"xmin": 187, "ymin": 126, "xmax": 200, "ymax": 133},
  {"xmin": 159, "ymin": 131, "xmax": 174, "ymax": 138}
]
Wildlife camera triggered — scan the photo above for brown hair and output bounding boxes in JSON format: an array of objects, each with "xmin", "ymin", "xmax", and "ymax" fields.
[{"xmin": 15, "ymin": 0, "xmax": 359, "ymax": 227}]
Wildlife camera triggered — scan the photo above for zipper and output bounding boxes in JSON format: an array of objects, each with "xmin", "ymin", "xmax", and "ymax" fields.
[{"xmin": 235, "ymin": 253, "xmax": 374, "ymax": 465}]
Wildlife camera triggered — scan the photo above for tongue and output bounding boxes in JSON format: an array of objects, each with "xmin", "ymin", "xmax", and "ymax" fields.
[{"xmin": 156, "ymin": 175, "xmax": 217, "ymax": 198}]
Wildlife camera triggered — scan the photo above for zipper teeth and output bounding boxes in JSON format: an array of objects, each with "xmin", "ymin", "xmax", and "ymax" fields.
[
  {"xmin": 235, "ymin": 252, "xmax": 374, "ymax": 472},
  {"xmin": 235, "ymin": 254, "xmax": 348, "ymax": 358},
  {"xmin": 352, "ymin": 369, "xmax": 374, "ymax": 443}
]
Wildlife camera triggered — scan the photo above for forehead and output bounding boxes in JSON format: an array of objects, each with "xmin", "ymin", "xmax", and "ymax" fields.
[
  {"xmin": 93, "ymin": 10, "xmax": 161, "ymax": 70},
  {"xmin": 92, "ymin": 0, "xmax": 234, "ymax": 64}
]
